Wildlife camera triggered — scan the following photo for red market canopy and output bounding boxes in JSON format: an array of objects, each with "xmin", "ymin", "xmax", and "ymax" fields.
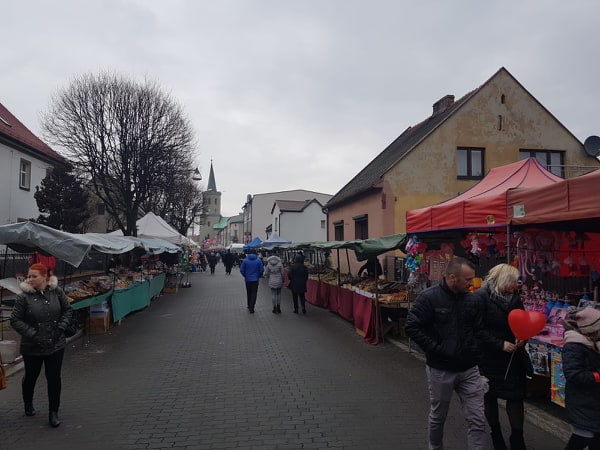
[
  {"xmin": 406, "ymin": 158, "xmax": 562, "ymax": 233},
  {"xmin": 507, "ymin": 168, "xmax": 600, "ymax": 230}
]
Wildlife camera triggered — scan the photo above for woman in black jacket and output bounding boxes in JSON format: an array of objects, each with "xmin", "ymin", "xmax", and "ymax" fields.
[
  {"xmin": 10, "ymin": 263, "xmax": 73, "ymax": 428},
  {"xmin": 473, "ymin": 263, "xmax": 531, "ymax": 450},
  {"xmin": 287, "ymin": 255, "xmax": 309, "ymax": 314},
  {"xmin": 562, "ymin": 307, "xmax": 600, "ymax": 450}
]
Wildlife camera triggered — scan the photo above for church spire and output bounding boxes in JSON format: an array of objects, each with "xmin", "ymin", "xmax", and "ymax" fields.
[{"xmin": 207, "ymin": 159, "xmax": 217, "ymax": 192}]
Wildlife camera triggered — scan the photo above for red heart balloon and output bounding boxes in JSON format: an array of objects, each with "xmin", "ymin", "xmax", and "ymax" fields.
[{"xmin": 508, "ymin": 309, "xmax": 546, "ymax": 340}]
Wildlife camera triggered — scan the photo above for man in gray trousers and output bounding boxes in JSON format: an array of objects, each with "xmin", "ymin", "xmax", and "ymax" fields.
[{"xmin": 405, "ymin": 257, "xmax": 490, "ymax": 449}]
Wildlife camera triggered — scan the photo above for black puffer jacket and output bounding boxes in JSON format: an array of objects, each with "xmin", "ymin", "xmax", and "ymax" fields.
[
  {"xmin": 287, "ymin": 261, "xmax": 308, "ymax": 294},
  {"xmin": 472, "ymin": 286, "xmax": 532, "ymax": 400},
  {"xmin": 10, "ymin": 276, "xmax": 73, "ymax": 356},
  {"xmin": 405, "ymin": 279, "xmax": 483, "ymax": 372},
  {"xmin": 562, "ymin": 331, "xmax": 600, "ymax": 433}
]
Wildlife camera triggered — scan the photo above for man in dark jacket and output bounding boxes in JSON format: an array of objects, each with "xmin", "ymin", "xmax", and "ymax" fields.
[
  {"xmin": 405, "ymin": 257, "xmax": 488, "ymax": 450},
  {"xmin": 239, "ymin": 249, "xmax": 264, "ymax": 313}
]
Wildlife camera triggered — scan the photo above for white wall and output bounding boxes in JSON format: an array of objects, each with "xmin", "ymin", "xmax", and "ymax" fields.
[
  {"xmin": 249, "ymin": 190, "xmax": 332, "ymax": 241},
  {"xmin": 0, "ymin": 142, "xmax": 53, "ymax": 224},
  {"xmin": 276, "ymin": 202, "xmax": 328, "ymax": 243}
]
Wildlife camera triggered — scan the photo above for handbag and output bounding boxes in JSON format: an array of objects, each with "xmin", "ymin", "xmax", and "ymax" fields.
[
  {"xmin": 0, "ymin": 355, "xmax": 7, "ymax": 390},
  {"xmin": 64, "ymin": 314, "xmax": 79, "ymax": 338}
]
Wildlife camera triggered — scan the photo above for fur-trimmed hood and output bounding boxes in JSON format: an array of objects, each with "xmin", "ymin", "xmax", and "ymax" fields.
[{"xmin": 19, "ymin": 275, "xmax": 58, "ymax": 293}]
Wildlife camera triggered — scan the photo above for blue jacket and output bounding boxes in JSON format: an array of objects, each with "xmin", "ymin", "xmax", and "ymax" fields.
[{"xmin": 240, "ymin": 253, "xmax": 264, "ymax": 282}]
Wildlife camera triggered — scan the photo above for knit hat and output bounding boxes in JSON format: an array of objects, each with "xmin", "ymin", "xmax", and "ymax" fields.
[{"xmin": 574, "ymin": 307, "xmax": 600, "ymax": 335}]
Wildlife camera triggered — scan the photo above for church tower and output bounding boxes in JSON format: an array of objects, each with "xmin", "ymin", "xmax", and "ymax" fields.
[{"xmin": 198, "ymin": 160, "xmax": 222, "ymax": 241}]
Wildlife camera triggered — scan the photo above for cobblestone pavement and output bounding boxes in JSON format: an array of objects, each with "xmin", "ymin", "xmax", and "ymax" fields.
[{"xmin": 0, "ymin": 268, "xmax": 566, "ymax": 449}]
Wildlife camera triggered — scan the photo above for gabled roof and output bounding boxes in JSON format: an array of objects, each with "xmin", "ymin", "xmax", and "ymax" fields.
[
  {"xmin": 325, "ymin": 89, "xmax": 477, "ymax": 209},
  {"xmin": 0, "ymin": 102, "xmax": 66, "ymax": 164},
  {"xmin": 213, "ymin": 217, "xmax": 229, "ymax": 230},
  {"xmin": 325, "ymin": 67, "xmax": 580, "ymax": 210},
  {"xmin": 271, "ymin": 198, "xmax": 323, "ymax": 214},
  {"xmin": 228, "ymin": 213, "xmax": 243, "ymax": 224}
]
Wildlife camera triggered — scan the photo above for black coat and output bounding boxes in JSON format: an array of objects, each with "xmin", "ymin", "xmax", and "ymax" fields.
[
  {"xmin": 10, "ymin": 279, "xmax": 73, "ymax": 356},
  {"xmin": 472, "ymin": 286, "xmax": 531, "ymax": 400},
  {"xmin": 562, "ymin": 340, "xmax": 600, "ymax": 433},
  {"xmin": 287, "ymin": 262, "xmax": 308, "ymax": 294},
  {"xmin": 405, "ymin": 279, "xmax": 484, "ymax": 372}
]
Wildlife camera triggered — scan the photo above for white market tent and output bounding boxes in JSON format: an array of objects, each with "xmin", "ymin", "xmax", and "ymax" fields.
[
  {"xmin": 110, "ymin": 212, "xmax": 197, "ymax": 247},
  {"xmin": 0, "ymin": 221, "xmax": 180, "ymax": 268}
]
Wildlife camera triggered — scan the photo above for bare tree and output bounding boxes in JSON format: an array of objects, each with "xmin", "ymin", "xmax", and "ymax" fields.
[{"xmin": 42, "ymin": 71, "xmax": 198, "ymax": 236}]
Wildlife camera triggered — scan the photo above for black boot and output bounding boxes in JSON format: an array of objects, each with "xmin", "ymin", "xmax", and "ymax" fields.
[
  {"xmin": 276, "ymin": 305, "xmax": 281, "ymax": 313},
  {"xmin": 49, "ymin": 411, "xmax": 61, "ymax": 428},
  {"xmin": 272, "ymin": 307, "xmax": 277, "ymax": 314},
  {"xmin": 24, "ymin": 403, "xmax": 36, "ymax": 416},
  {"xmin": 490, "ymin": 430, "xmax": 507, "ymax": 450},
  {"xmin": 564, "ymin": 433, "xmax": 590, "ymax": 450},
  {"xmin": 509, "ymin": 431, "xmax": 527, "ymax": 450}
]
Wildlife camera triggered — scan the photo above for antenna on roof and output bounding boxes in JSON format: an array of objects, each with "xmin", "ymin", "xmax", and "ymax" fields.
[{"xmin": 584, "ymin": 135, "xmax": 600, "ymax": 157}]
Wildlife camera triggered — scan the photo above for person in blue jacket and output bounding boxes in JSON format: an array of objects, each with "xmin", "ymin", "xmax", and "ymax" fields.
[{"xmin": 239, "ymin": 249, "xmax": 264, "ymax": 313}]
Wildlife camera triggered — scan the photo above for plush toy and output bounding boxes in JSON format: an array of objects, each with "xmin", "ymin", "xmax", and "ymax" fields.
[{"xmin": 467, "ymin": 233, "xmax": 482, "ymax": 256}]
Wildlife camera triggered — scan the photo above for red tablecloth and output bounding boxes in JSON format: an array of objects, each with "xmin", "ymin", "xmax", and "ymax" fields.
[
  {"xmin": 352, "ymin": 291, "xmax": 378, "ymax": 345},
  {"xmin": 328, "ymin": 285, "xmax": 340, "ymax": 314},
  {"xmin": 338, "ymin": 287, "xmax": 354, "ymax": 321},
  {"xmin": 306, "ymin": 279, "xmax": 318, "ymax": 304}
]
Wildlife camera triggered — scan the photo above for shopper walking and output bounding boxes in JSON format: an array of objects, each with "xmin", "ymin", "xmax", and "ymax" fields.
[
  {"xmin": 222, "ymin": 249, "xmax": 235, "ymax": 275},
  {"xmin": 562, "ymin": 307, "xmax": 600, "ymax": 450},
  {"xmin": 10, "ymin": 263, "xmax": 73, "ymax": 428},
  {"xmin": 239, "ymin": 249, "xmax": 264, "ymax": 313},
  {"xmin": 473, "ymin": 263, "xmax": 531, "ymax": 450},
  {"xmin": 264, "ymin": 254, "xmax": 285, "ymax": 313},
  {"xmin": 287, "ymin": 254, "xmax": 309, "ymax": 314},
  {"xmin": 207, "ymin": 252, "xmax": 218, "ymax": 275},
  {"xmin": 405, "ymin": 257, "xmax": 489, "ymax": 450}
]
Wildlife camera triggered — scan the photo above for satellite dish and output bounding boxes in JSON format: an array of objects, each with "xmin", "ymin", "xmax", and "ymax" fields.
[{"xmin": 584, "ymin": 135, "xmax": 600, "ymax": 157}]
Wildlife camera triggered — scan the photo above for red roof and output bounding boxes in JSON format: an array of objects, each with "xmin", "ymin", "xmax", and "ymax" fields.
[
  {"xmin": 406, "ymin": 158, "xmax": 562, "ymax": 233},
  {"xmin": 0, "ymin": 102, "xmax": 65, "ymax": 163}
]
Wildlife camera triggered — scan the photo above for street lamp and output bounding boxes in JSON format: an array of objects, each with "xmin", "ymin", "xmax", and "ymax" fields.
[{"xmin": 192, "ymin": 167, "xmax": 202, "ymax": 181}]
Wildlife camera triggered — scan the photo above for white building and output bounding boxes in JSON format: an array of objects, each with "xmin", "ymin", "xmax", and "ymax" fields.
[
  {"xmin": 242, "ymin": 190, "xmax": 332, "ymax": 243},
  {"xmin": 270, "ymin": 199, "xmax": 328, "ymax": 243},
  {"xmin": 0, "ymin": 102, "xmax": 67, "ymax": 224}
]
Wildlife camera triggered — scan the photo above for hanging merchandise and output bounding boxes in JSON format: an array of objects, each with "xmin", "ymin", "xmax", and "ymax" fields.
[{"xmin": 404, "ymin": 235, "xmax": 425, "ymax": 273}]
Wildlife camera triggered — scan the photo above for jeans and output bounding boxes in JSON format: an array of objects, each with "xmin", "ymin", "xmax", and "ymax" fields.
[
  {"xmin": 22, "ymin": 349, "xmax": 65, "ymax": 412},
  {"xmin": 292, "ymin": 292, "xmax": 306, "ymax": 311},
  {"xmin": 426, "ymin": 365, "xmax": 489, "ymax": 450},
  {"xmin": 245, "ymin": 280, "xmax": 259, "ymax": 310},
  {"xmin": 271, "ymin": 288, "xmax": 282, "ymax": 308}
]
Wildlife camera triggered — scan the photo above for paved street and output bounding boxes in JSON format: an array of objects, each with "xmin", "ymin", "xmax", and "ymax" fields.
[{"xmin": 1, "ymin": 267, "xmax": 566, "ymax": 449}]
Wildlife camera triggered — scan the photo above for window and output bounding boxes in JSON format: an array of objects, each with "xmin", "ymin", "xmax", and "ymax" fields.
[
  {"xmin": 274, "ymin": 218, "xmax": 278, "ymax": 233},
  {"xmin": 353, "ymin": 214, "xmax": 368, "ymax": 240},
  {"xmin": 457, "ymin": 148, "xmax": 484, "ymax": 179},
  {"xmin": 19, "ymin": 159, "xmax": 31, "ymax": 190},
  {"xmin": 334, "ymin": 220, "xmax": 344, "ymax": 241},
  {"xmin": 519, "ymin": 150, "xmax": 564, "ymax": 178},
  {"xmin": 320, "ymin": 220, "xmax": 326, "ymax": 229}
]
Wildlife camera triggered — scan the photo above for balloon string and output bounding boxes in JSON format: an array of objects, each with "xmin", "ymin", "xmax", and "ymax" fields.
[{"xmin": 504, "ymin": 352, "xmax": 515, "ymax": 380}]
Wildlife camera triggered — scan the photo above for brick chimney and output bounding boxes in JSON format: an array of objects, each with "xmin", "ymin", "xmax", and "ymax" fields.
[{"xmin": 432, "ymin": 94, "xmax": 455, "ymax": 116}]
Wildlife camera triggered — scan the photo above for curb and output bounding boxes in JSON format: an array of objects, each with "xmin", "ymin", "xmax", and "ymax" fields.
[{"xmin": 386, "ymin": 337, "xmax": 570, "ymax": 443}]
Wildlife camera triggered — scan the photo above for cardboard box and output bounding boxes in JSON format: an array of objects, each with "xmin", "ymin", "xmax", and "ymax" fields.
[
  {"xmin": 86, "ymin": 314, "xmax": 110, "ymax": 335},
  {"xmin": 89, "ymin": 301, "xmax": 109, "ymax": 314}
]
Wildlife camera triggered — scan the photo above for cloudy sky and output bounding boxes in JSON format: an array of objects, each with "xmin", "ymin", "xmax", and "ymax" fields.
[{"xmin": 1, "ymin": 1, "xmax": 598, "ymax": 217}]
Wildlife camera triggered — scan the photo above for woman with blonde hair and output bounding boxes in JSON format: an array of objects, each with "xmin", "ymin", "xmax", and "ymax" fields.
[
  {"xmin": 10, "ymin": 262, "xmax": 73, "ymax": 428},
  {"xmin": 472, "ymin": 263, "xmax": 531, "ymax": 450}
]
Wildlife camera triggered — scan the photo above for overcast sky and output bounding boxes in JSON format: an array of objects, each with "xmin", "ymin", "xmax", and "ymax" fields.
[{"xmin": 1, "ymin": 1, "xmax": 598, "ymax": 217}]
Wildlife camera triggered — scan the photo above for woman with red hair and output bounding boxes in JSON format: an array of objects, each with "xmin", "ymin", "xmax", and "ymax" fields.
[{"xmin": 10, "ymin": 263, "xmax": 73, "ymax": 428}]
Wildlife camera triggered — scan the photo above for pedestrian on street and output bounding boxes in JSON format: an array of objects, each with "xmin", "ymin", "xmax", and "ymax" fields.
[
  {"xmin": 222, "ymin": 249, "xmax": 235, "ymax": 275},
  {"xmin": 207, "ymin": 252, "xmax": 218, "ymax": 275},
  {"xmin": 264, "ymin": 254, "xmax": 285, "ymax": 313},
  {"xmin": 10, "ymin": 263, "xmax": 73, "ymax": 428},
  {"xmin": 473, "ymin": 263, "xmax": 531, "ymax": 450},
  {"xmin": 405, "ymin": 257, "xmax": 489, "ymax": 450},
  {"xmin": 239, "ymin": 249, "xmax": 264, "ymax": 313},
  {"xmin": 561, "ymin": 307, "xmax": 600, "ymax": 450},
  {"xmin": 287, "ymin": 254, "xmax": 309, "ymax": 314}
]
